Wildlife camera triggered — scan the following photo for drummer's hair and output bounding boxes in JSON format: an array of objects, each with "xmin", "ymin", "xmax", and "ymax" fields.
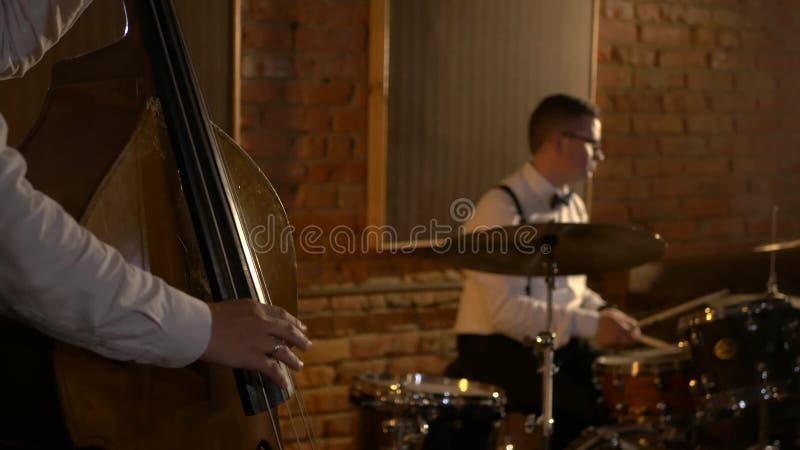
[{"xmin": 528, "ymin": 94, "xmax": 598, "ymax": 153}]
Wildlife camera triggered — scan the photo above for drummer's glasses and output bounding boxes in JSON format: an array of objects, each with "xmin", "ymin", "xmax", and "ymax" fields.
[{"xmin": 562, "ymin": 131, "xmax": 605, "ymax": 162}]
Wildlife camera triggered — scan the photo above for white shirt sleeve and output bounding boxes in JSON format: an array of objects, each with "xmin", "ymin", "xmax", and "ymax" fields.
[
  {"xmin": 464, "ymin": 270, "xmax": 600, "ymax": 347},
  {"xmin": 581, "ymin": 286, "xmax": 606, "ymax": 310},
  {"xmin": 0, "ymin": 115, "xmax": 211, "ymax": 367},
  {"xmin": 0, "ymin": 0, "xmax": 93, "ymax": 79},
  {"xmin": 455, "ymin": 187, "xmax": 600, "ymax": 347}
]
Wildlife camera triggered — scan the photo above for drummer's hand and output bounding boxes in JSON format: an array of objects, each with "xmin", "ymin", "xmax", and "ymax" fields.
[
  {"xmin": 595, "ymin": 308, "xmax": 640, "ymax": 349},
  {"xmin": 201, "ymin": 299, "xmax": 311, "ymax": 388}
]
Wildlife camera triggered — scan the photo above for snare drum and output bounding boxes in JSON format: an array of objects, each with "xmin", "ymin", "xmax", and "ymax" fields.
[
  {"xmin": 350, "ymin": 373, "xmax": 506, "ymax": 450},
  {"xmin": 593, "ymin": 347, "xmax": 693, "ymax": 423},
  {"xmin": 678, "ymin": 297, "xmax": 800, "ymax": 418}
]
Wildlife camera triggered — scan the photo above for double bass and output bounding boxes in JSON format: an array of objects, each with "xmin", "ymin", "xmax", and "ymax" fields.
[{"xmin": 1, "ymin": 1, "xmax": 311, "ymax": 448}]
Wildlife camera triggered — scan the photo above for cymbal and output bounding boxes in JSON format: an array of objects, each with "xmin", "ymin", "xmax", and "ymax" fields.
[
  {"xmin": 752, "ymin": 238, "xmax": 800, "ymax": 253},
  {"xmin": 394, "ymin": 223, "xmax": 666, "ymax": 276}
]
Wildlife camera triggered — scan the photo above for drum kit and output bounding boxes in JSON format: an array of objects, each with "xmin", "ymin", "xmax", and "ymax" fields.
[{"xmin": 349, "ymin": 223, "xmax": 800, "ymax": 450}]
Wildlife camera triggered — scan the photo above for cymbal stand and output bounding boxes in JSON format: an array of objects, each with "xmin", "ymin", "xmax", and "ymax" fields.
[
  {"xmin": 767, "ymin": 206, "xmax": 779, "ymax": 297},
  {"xmin": 532, "ymin": 237, "xmax": 558, "ymax": 450}
]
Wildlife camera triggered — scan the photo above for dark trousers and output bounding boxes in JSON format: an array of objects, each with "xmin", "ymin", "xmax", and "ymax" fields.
[{"xmin": 446, "ymin": 334, "xmax": 609, "ymax": 449}]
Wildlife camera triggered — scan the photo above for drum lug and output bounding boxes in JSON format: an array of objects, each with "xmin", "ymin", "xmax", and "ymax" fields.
[
  {"xmin": 745, "ymin": 316, "xmax": 759, "ymax": 331},
  {"xmin": 523, "ymin": 413, "xmax": 538, "ymax": 434},
  {"xmin": 700, "ymin": 374, "xmax": 716, "ymax": 393},
  {"xmin": 653, "ymin": 376, "xmax": 665, "ymax": 391},
  {"xmin": 761, "ymin": 385, "xmax": 781, "ymax": 401},
  {"xmin": 728, "ymin": 397, "xmax": 746, "ymax": 415},
  {"xmin": 655, "ymin": 401, "xmax": 676, "ymax": 425},
  {"xmin": 756, "ymin": 362, "xmax": 769, "ymax": 381},
  {"xmin": 381, "ymin": 417, "xmax": 428, "ymax": 450}
]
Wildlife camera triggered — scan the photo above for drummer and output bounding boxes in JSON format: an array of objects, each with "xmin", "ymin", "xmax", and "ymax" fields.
[{"xmin": 447, "ymin": 94, "xmax": 641, "ymax": 449}]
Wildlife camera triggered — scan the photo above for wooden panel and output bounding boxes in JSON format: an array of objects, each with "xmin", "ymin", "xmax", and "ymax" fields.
[
  {"xmin": 367, "ymin": 0, "xmax": 389, "ymax": 229},
  {"xmin": 377, "ymin": 0, "xmax": 596, "ymax": 237},
  {"xmin": 173, "ymin": 0, "xmax": 234, "ymax": 133},
  {"xmin": 0, "ymin": 0, "xmax": 233, "ymax": 148}
]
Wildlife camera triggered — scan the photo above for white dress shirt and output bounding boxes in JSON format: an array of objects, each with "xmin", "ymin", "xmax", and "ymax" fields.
[
  {"xmin": 453, "ymin": 162, "xmax": 605, "ymax": 348},
  {"xmin": 0, "ymin": 0, "xmax": 212, "ymax": 367},
  {"xmin": 0, "ymin": 118, "xmax": 211, "ymax": 367},
  {"xmin": 0, "ymin": 0, "xmax": 93, "ymax": 79}
]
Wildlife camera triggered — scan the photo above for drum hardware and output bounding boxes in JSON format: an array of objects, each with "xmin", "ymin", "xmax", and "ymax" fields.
[
  {"xmin": 523, "ymin": 412, "xmax": 538, "ymax": 434},
  {"xmin": 531, "ymin": 252, "xmax": 558, "ymax": 450},
  {"xmin": 750, "ymin": 206, "xmax": 798, "ymax": 302},
  {"xmin": 563, "ymin": 423, "xmax": 681, "ymax": 450},
  {"xmin": 350, "ymin": 373, "xmax": 506, "ymax": 450},
  {"xmin": 380, "ymin": 417, "xmax": 429, "ymax": 450},
  {"xmin": 752, "ymin": 207, "xmax": 799, "ymax": 257}
]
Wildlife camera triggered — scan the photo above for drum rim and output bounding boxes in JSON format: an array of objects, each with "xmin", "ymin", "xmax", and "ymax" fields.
[
  {"xmin": 594, "ymin": 347, "xmax": 691, "ymax": 374},
  {"xmin": 691, "ymin": 381, "xmax": 794, "ymax": 418},
  {"xmin": 350, "ymin": 373, "xmax": 507, "ymax": 408},
  {"xmin": 677, "ymin": 297, "xmax": 792, "ymax": 331}
]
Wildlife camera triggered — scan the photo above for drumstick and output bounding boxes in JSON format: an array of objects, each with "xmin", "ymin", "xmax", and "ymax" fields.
[
  {"xmin": 636, "ymin": 334, "xmax": 674, "ymax": 350},
  {"xmin": 638, "ymin": 288, "xmax": 730, "ymax": 328}
]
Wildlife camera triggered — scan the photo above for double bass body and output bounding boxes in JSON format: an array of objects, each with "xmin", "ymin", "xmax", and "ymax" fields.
[{"xmin": 6, "ymin": 1, "xmax": 297, "ymax": 448}]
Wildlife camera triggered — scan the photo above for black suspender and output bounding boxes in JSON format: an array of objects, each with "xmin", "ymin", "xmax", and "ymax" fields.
[
  {"xmin": 497, "ymin": 185, "xmax": 525, "ymax": 223},
  {"xmin": 496, "ymin": 184, "xmax": 531, "ymax": 296}
]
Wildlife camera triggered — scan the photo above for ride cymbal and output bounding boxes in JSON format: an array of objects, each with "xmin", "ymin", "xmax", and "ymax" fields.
[{"xmin": 392, "ymin": 223, "xmax": 666, "ymax": 276}]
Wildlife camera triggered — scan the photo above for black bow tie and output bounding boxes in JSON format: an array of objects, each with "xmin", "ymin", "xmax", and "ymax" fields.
[{"xmin": 550, "ymin": 192, "xmax": 573, "ymax": 209}]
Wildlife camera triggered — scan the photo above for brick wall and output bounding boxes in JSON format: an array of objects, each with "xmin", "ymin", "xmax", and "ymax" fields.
[
  {"xmin": 594, "ymin": 0, "xmax": 800, "ymax": 258},
  {"xmin": 242, "ymin": 1, "xmax": 455, "ymax": 448},
  {"xmin": 240, "ymin": 0, "xmax": 800, "ymax": 448}
]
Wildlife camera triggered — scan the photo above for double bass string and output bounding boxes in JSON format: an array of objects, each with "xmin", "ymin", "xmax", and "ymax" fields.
[
  {"xmin": 211, "ymin": 151, "xmax": 313, "ymax": 447},
  {"xmin": 250, "ymin": 279, "xmax": 318, "ymax": 448},
  {"xmin": 255, "ymin": 376, "xmax": 285, "ymax": 450},
  {"xmin": 212, "ymin": 140, "xmax": 316, "ymax": 448},
  {"xmin": 279, "ymin": 385, "xmax": 315, "ymax": 450},
  {"xmin": 286, "ymin": 372, "xmax": 320, "ymax": 450}
]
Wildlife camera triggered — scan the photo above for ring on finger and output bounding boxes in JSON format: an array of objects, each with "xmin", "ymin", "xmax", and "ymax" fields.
[{"xmin": 269, "ymin": 341, "xmax": 284, "ymax": 358}]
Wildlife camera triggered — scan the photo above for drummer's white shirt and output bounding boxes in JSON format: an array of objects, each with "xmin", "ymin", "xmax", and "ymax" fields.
[
  {"xmin": 453, "ymin": 162, "xmax": 605, "ymax": 348},
  {"xmin": 0, "ymin": 0, "xmax": 212, "ymax": 367}
]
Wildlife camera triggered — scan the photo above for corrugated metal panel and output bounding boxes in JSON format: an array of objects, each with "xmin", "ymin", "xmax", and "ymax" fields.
[{"xmin": 386, "ymin": 0, "xmax": 594, "ymax": 238}]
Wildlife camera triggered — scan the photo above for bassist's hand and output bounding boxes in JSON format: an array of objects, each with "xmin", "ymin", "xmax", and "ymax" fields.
[{"xmin": 200, "ymin": 299, "xmax": 311, "ymax": 388}]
